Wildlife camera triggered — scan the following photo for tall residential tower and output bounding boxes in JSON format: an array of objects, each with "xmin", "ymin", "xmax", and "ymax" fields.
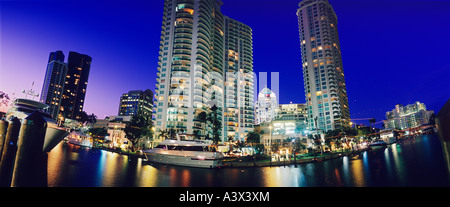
[
  {"xmin": 223, "ymin": 16, "xmax": 254, "ymax": 141},
  {"xmin": 297, "ymin": 0, "xmax": 350, "ymax": 132},
  {"xmin": 154, "ymin": 0, "xmax": 254, "ymax": 142}
]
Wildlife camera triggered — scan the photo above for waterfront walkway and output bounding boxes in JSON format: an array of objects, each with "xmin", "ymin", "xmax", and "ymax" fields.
[
  {"xmin": 222, "ymin": 148, "xmax": 378, "ymax": 168},
  {"xmin": 86, "ymin": 144, "xmax": 384, "ymax": 168}
]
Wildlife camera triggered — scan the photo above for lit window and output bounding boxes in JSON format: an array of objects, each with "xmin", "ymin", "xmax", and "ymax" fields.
[
  {"xmin": 182, "ymin": 8, "xmax": 194, "ymax": 15},
  {"xmin": 176, "ymin": 4, "xmax": 185, "ymax": 10}
]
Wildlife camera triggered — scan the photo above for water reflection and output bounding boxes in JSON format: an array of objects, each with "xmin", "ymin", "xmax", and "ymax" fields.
[
  {"xmin": 47, "ymin": 134, "xmax": 450, "ymax": 187},
  {"xmin": 441, "ymin": 141, "xmax": 450, "ymax": 176}
]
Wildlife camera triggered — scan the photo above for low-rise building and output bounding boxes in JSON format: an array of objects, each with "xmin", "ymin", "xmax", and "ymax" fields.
[
  {"xmin": 258, "ymin": 102, "xmax": 309, "ymax": 154},
  {"xmin": 107, "ymin": 121, "xmax": 129, "ymax": 150},
  {"xmin": 118, "ymin": 89, "xmax": 153, "ymax": 118}
]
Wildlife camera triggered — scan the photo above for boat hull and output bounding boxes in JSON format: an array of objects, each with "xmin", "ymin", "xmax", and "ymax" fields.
[
  {"xmin": 369, "ymin": 141, "xmax": 388, "ymax": 150},
  {"xmin": 5, "ymin": 98, "xmax": 69, "ymax": 152},
  {"xmin": 145, "ymin": 152, "xmax": 223, "ymax": 169},
  {"xmin": 43, "ymin": 126, "xmax": 69, "ymax": 152},
  {"xmin": 66, "ymin": 131, "xmax": 93, "ymax": 148}
]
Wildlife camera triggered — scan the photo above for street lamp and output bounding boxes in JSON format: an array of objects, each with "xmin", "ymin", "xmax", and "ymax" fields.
[{"xmin": 268, "ymin": 124, "xmax": 273, "ymax": 156}]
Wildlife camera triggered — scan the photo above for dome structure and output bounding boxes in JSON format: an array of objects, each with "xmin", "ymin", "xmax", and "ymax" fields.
[{"xmin": 254, "ymin": 86, "xmax": 278, "ymax": 125}]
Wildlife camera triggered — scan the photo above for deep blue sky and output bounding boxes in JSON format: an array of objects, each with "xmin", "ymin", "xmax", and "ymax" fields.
[{"xmin": 1, "ymin": 0, "xmax": 450, "ymax": 127}]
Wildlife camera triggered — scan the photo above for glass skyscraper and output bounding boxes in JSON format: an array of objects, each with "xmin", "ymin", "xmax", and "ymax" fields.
[
  {"xmin": 119, "ymin": 89, "xmax": 154, "ymax": 118},
  {"xmin": 297, "ymin": 0, "xmax": 350, "ymax": 132},
  {"xmin": 60, "ymin": 51, "xmax": 92, "ymax": 120}
]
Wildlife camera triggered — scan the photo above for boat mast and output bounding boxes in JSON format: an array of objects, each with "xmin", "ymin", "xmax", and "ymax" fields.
[{"xmin": 22, "ymin": 81, "xmax": 39, "ymax": 100}]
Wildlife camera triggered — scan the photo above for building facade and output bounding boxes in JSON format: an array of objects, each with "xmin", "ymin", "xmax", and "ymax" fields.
[
  {"xmin": 270, "ymin": 103, "xmax": 308, "ymax": 138},
  {"xmin": 60, "ymin": 51, "xmax": 92, "ymax": 120},
  {"xmin": 223, "ymin": 16, "xmax": 254, "ymax": 141},
  {"xmin": 254, "ymin": 87, "xmax": 278, "ymax": 125},
  {"xmin": 118, "ymin": 89, "xmax": 154, "ymax": 119},
  {"xmin": 274, "ymin": 103, "xmax": 308, "ymax": 134},
  {"xmin": 258, "ymin": 103, "xmax": 309, "ymax": 155},
  {"xmin": 40, "ymin": 51, "xmax": 68, "ymax": 120},
  {"xmin": 297, "ymin": 0, "xmax": 350, "ymax": 132},
  {"xmin": 154, "ymin": 0, "xmax": 254, "ymax": 142},
  {"xmin": 383, "ymin": 101, "xmax": 434, "ymax": 130}
]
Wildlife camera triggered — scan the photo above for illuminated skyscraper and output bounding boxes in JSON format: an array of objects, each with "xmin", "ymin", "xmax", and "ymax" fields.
[
  {"xmin": 154, "ymin": 0, "xmax": 253, "ymax": 142},
  {"xmin": 40, "ymin": 51, "xmax": 68, "ymax": 120},
  {"xmin": 223, "ymin": 16, "xmax": 254, "ymax": 141},
  {"xmin": 119, "ymin": 89, "xmax": 154, "ymax": 118},
  {"xmin": 60, "ymin": 51, "xmax": 92, "ymax": 120},
  {"xmin": 297, "ymin": 0, "xmax": 350, "ymax": 132}
]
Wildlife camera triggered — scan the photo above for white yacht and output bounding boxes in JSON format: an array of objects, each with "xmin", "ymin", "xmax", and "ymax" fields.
[
  {"xmin": 143, "ymin": 135, "xmax": 223, "ymax": 168},
  {"xmin": 5, "ymin": 98, "xmax": 69, "ymax": 152},
  {"xmin": 66, "ymin": 131, "xmax": 92, "ymax": 147}
]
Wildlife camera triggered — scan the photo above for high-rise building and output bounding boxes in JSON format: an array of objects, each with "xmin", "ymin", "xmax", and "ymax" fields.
[
  {"xmin": 297, "ymin": 0, "xmax": 350, "ymax": 132},
  {"xmin": 383, "ymin": 101, "xmax": 435, "ymax": 130},
  {"xmin": 118, "ymin": 89, "xmax": 154, "ymax": 118},
  {"xmin": 60, "ymin": 51, "xmax": 92, "ymax": 120},
  {"xmin": 154, "ymin": 0, "xmax": 254, "ymax": 142},
  {"xmin": 223, "ymin": 16, "xmax": 254, "ymax": 141},
  {"xmin": 40, "ymin": 51, "xmax": 68, "ymax": 120},
  {"xmin": 254, "ymin": 87, "xmax": 278, "ymax": 125}
]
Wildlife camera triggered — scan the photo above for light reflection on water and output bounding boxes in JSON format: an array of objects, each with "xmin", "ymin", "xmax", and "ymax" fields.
[{"xmin": 47, "ymin": 134, "xmax": 450, "ymax": 187}]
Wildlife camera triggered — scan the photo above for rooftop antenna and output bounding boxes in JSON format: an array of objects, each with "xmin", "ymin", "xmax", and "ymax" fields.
[{"xmin": 22, "ymin": 81, "xmax": 39, "ymax": 100}]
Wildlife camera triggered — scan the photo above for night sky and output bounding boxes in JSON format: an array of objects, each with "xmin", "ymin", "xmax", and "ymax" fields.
[{"xmin": 1, "ymin": 0, "xmax": 449, "ymax": 128}]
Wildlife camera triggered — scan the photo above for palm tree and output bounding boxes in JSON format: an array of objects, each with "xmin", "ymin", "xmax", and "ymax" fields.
[
  {"xmin": 88, "ymin": 127, "xmax": 108, "ymax": 147},
  {"xmin": 208, "ymin": 105, "xmax": 221, "ymax": 144},
  {"xmin": 369, "ymin": 118, "xmax": 376, "ymax": 134},
  {"xmin": 87, "ymin": 113, "xmax": 97, "ymax": 126},
  {"xmin": 77, "ymin": 111, "xmax": 89, "ymax": 125},
  {"xmin": 193, "ymin": 130, "xmax": 201, "ymax": 140},
  {"xmin": 227, "ymin": 135, "xmax": 234, "ymax": 142},
  {"xmin": 0, "ymin": 91, "xmax": 10, "ymax": 107},
  {"xmin": 168, "ymin": 128, "xmax": 178, "ymax": 139},
  {"xmin": 124, "ymin": 114, "xmax": 150, "ymax": 152},
  {"xmin": 246, "ymin": 132, "xmax": 260, "ymax": 145},
  {"xmin": 158, "ymin": 129, "xmax": 169, "ymax": 140},
  {"xmin": 334, "ymin": 138, "xmax": 342, "ymax": 152},
  {"xmin": 197, "ymin": 111, "xmax": 208, "ymax": 138}
]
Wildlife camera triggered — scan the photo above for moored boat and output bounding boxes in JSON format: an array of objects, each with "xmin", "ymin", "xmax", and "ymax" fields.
[
  {"xmin": 5, "ymin": 98, "xmax": 69, "ymax": 152},
  {"xmin": 67, "ymin": 131, "xmax": 92, "ymax": 147},
  {"xmin": 143, "ymin": 135, "xmax": 223, "ymax": 169},
  {"xmin": 368, "ymin": 141, "xmax": 387, "ymax": 150}
]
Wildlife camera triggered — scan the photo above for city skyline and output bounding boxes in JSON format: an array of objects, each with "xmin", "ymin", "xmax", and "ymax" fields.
[{"xmin": 1, "ymin": 0, "xmax": 450, "ymax": 128}]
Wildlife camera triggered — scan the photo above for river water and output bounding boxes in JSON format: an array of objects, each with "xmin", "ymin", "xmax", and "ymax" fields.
[{"xmin": 47, "ymin": 134, "xmax": 450, "ymax": 187}]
